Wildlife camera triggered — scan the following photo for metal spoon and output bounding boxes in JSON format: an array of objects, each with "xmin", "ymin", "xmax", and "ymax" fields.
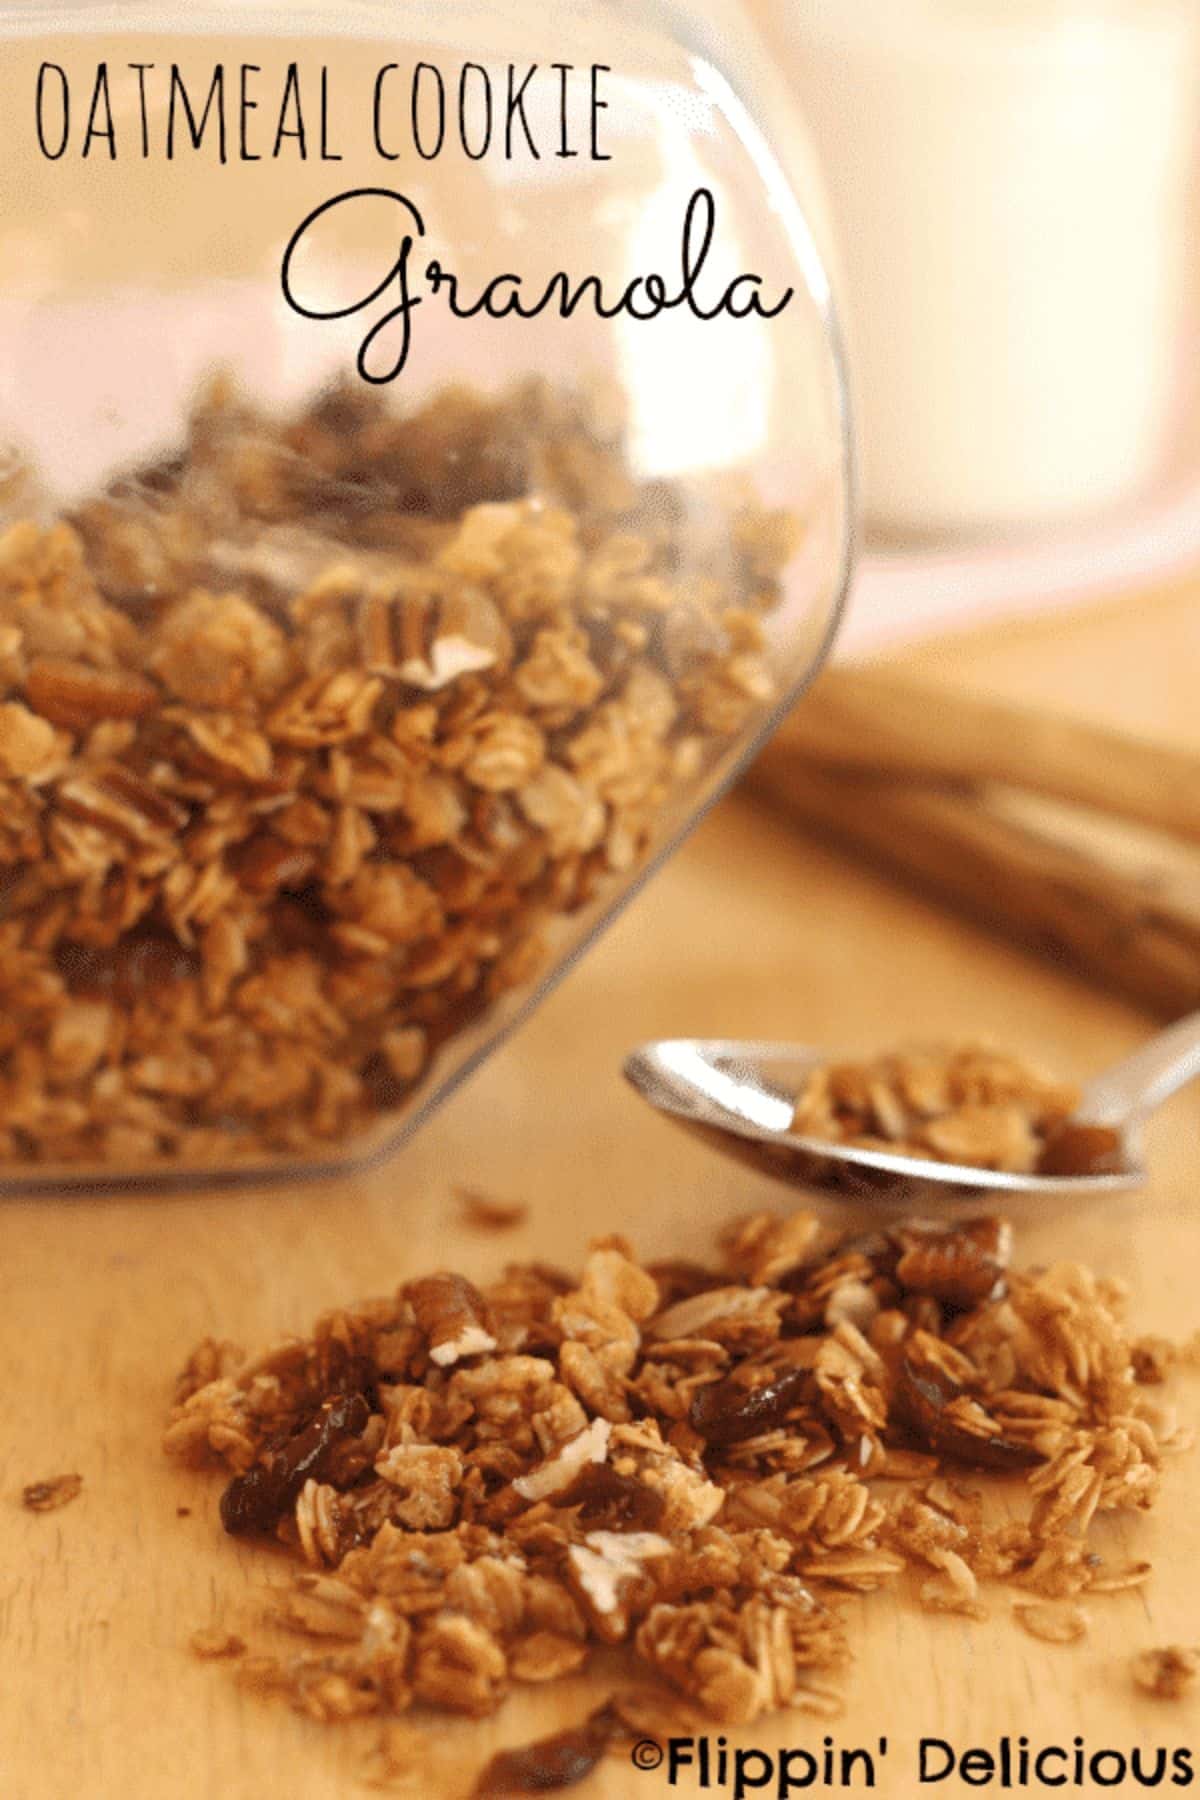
[{"xmin": 623, "ymin": 1014, "xmax": 1200, "ymax": 1206}]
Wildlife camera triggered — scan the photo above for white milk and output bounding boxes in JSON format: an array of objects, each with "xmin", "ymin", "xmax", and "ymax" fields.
[{"xmin": 766, "ymin": 0, "xmax": 1200, "ymax": 535}]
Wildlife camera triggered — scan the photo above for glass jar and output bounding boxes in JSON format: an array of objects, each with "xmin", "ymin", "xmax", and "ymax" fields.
[{"xmin": 0, "ymin": 0, "xmax": 851, "ymax": 1191}]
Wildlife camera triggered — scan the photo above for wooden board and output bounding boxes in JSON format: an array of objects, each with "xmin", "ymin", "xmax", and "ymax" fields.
[{"xmin": 4, "ymin": 582, "xmax": 1200, "ymax": 1799}]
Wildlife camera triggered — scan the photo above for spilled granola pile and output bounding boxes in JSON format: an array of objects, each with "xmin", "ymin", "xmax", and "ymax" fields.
[
  {"xmin": 165, "ymin": 1207, "xmax": 1193, "ymax": 1789},
  {"xmin": 0, "ymin": 378, "xmax": 793, "ymax": 1168},
  {"xmin": 791, "ymin": 1043, "xmax": 1125, "ymax": 1177}
]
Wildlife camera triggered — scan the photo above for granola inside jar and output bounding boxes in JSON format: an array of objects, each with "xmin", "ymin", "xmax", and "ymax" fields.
[{"xmin": 0, "ymin": 9, "xmax": 850, "ymax": 1185}]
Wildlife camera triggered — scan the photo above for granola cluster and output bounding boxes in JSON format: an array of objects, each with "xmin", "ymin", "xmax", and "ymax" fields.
[
  {"xmin": 0, "ymin": 378, "xmax": 793, "ymax": 1169},
  {"xmin": 791, "ymin": 1043, "xmax": 1123, "ymax": 1177},
  {"xmin": 165, "ymin": 1206, "xmax": 1192, "ymax": 1789}
]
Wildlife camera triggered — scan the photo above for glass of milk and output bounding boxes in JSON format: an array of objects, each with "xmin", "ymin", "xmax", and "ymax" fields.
[{"xmin": 765, "ymin": 0, "xmax": 1200, "ymax": 537}]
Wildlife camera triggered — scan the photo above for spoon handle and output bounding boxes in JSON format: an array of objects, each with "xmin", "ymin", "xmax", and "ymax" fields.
[{"xmin": 1077, "ymin": 1010, "xmax": 1200, "ymax": 1129}]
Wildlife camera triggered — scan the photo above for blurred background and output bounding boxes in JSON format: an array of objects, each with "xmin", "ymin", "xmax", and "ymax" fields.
[
  {"xmin": 687, "ymin": 0, "xmax": 1200, "ymax": 654},
  {"xmin": 666, "ymin": 0, "xmax": 1200, "ymax": 1025}
]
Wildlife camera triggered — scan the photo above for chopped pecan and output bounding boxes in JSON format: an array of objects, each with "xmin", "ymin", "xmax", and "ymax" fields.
[
  {"xmin": 25, "ymin": 656, "xmax": 158, "ymax": 729},
  {"xmin": 57, "ymin": 764, "xmax": 188, "ymax": 842},
  {"xmin": 360, "ymin": 586, "xmax": 511, "ymax": 690},
  {"xmin": 406, "ymin": 1273, "xmax": 498, "ymax": 1368},
  {"xmin": 893, "ymin": 1218, "xmax": 1011, "ymax": 1310}
]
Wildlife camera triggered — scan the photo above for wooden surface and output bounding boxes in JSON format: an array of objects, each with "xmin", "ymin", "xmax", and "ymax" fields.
[{"xmin": 4, "ymin": 581, "xmax": 1200, "ymax": 1799}]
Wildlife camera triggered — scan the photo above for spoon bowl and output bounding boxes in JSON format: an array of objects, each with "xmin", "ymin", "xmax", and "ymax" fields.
[{"xmin": 622, "ymin": 1036, "xmax": 1165, "ymax": 1208}]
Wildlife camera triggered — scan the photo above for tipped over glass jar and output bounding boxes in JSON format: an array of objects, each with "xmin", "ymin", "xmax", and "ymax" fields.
[{"xmin": 0, "ymin": 1, "xmax": 851, "ymax": 1190}]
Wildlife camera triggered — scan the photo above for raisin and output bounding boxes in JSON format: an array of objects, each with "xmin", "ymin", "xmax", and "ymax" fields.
[
  {"xmin": 644, "ymin": 1259, "xmax": 725, "ymax": 1306},
  {"xmin": 219, "ymin": 1392, "xmax": 369, "ymax": 1535},
  {"xmin": 894, "ymin": 1335, "xmax": 1038, "ymax": 1472},
  {"xmin": 57, "ymin": 928, "xmax": 200, "ymax": 1002},
  {"xmin": 555, "ymin": 1462, "xmax": 665, "ymax": 1531},
  {"xmin": 474, "ymin": 1703, "xmax": 622, "ymax": 1795},
  {"xmin": 689, "ymin": 1365, "xmax": 812, "ymax": 1448},
  {"xmin": 1037, "ymin": 1121, "xmax": 1125, "ymax": 1178},
  {"xmin": 228, "ymin": 835, "xmax": 316, "ymax": 896}
]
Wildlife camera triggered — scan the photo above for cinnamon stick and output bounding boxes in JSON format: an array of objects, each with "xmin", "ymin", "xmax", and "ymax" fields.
[
  {"xmin": 775, "ymin": 664, "xmax": 1200, "ymax": 845},
  {"xmin": 747, "ymin": 749, "xmax": 1200, "ymax": 1018}
]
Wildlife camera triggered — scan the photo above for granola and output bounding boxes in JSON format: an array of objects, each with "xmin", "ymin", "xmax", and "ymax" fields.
[
  {"xmin": 166, "ymin": 1205, "xmax": 1193, "ymax": 1786},
  {"xmin": 791, "ymin": 1044, "xmax": 1124, "ymax": 1176},
  {"xmin": 0, "ymin": 378, "xmax": 794, "ymax": 1170}
]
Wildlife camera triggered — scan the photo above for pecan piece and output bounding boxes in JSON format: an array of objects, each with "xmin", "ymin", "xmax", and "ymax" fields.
[
  {"xmin": 228, "ymin": 833, "xmax": 317, "ymax": 896},
  {"xmin": 219, "ymin": 1392, "xmax": 369, "ymax": 1536},
  {"xmin": 406, "ymin": 1272, "xmax": 497, "ymax": 1367},
  {"xmin": 893, "ymin": 1218, "xmax": 1011, "ymax": 1310},
  {"xmin": 56, "ymin": 765, "xmax": 188, "ymax": 843},
  {"xmin": 25, "ymin": 656, "xmax": 159, "ymax": 729},
  {"xmin": 360, "ymin": 587, "xmax": 511, "ymax": 690}
]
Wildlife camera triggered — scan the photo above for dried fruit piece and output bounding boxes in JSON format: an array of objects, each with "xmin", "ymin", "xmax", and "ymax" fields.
[
  {"xmin": 1132, "ymin": 1645, "xmax": 1200, "ymax": 1699},
  {"xmin": 689, "ymin": 1365, "xmax": 812, "ymax": 1448},
  {"xmin": 220, "ymin": 1393, "xmax": 369, "ymax": 1535},
  {"xmin": 1037, "ymin": 1121, "xmax": 1125, "ymax": 1178},
  {"xmin": 555, "ymin": 1462, "xmax": 666, "ymax": 1531},
  {"xmin": 894, "ymin": 1332, "xmax": 1039, "ymax": 1471},
  {"xmin": 473, "ymin": 1702, "xmax": 623, "ymax": 1795},
  {"xmin": 22, "ymin": 1473, "xmax": 83, "ymax": 1512}
]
